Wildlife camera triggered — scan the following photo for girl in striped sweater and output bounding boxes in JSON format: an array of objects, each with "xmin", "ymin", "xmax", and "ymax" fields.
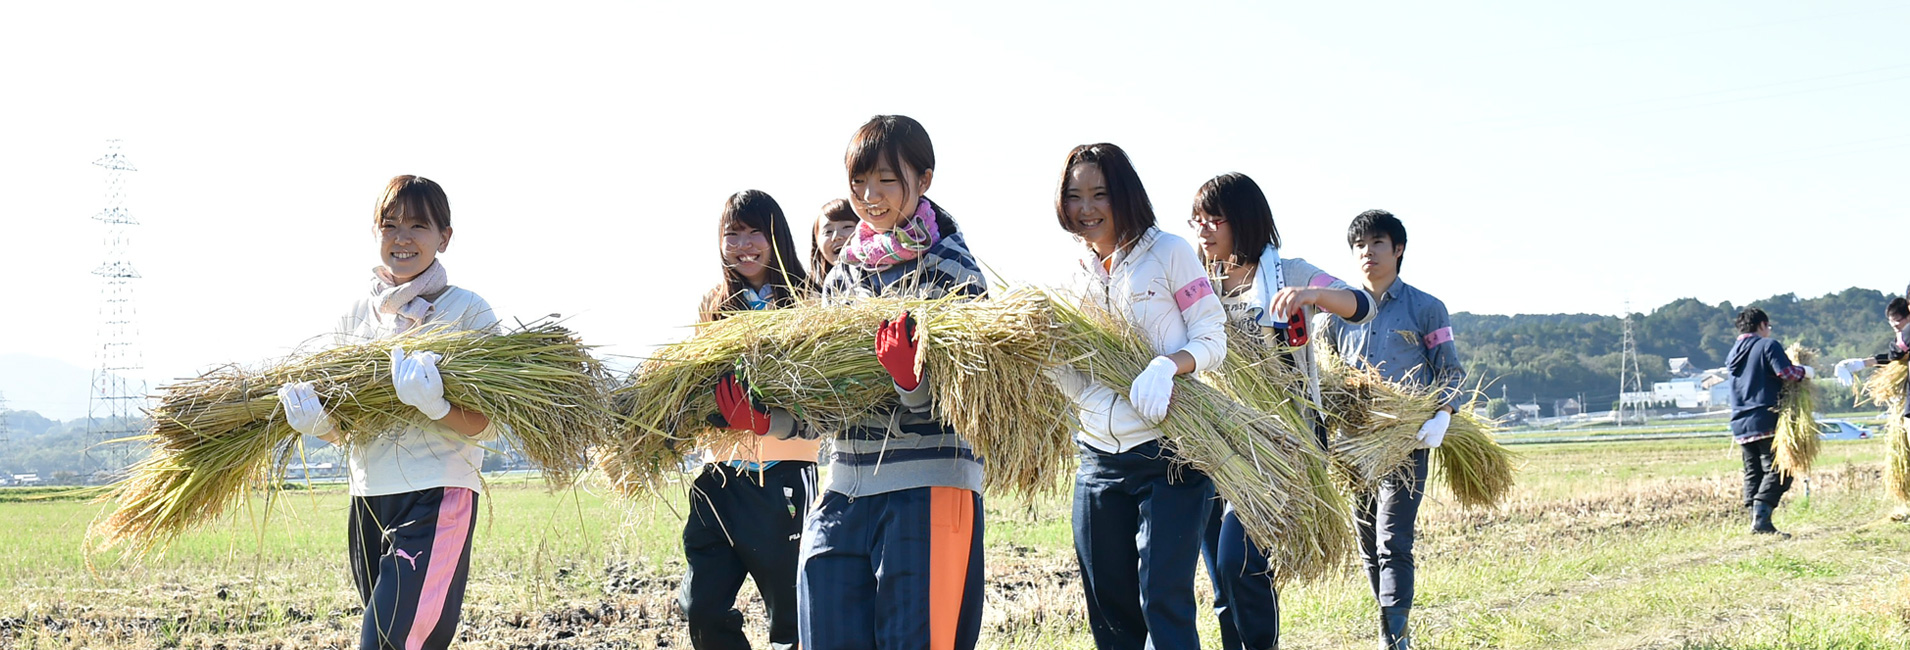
[
  {"xmin": 721, "ymin": 114, "xmax": 988, "ymax": 649},
  {"xmin": 689, "ymin": 190, "xmax": 822, "ymax": 650},
  {"xmin": 275, "ymin": 175, "xmax": 501, "ymax": 650}
]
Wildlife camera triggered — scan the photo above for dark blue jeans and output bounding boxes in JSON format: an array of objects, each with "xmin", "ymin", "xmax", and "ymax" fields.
[
  {"xmin": 1074, "ymin": 440, "xmax": 1216, "ymax": 650},
  {"xmin": 1202, "ymin": 499, "xmax": 1281, "ymax": 650},
  {"xmin": 1356, "ymin": 448, "xmax": 1430, "ymax": 610}
]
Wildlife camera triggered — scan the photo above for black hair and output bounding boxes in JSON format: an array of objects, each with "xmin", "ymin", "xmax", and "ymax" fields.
[
  {"xmin": 845, "ymin": 115, "xmax": 935, "ymax": 188},
  {"xmin": 1346, "ymin": 209, "xmax": 1408, "ymax": 271},
  {"xmin": 1736, "ymin": 307, "xmax": 1770, "ymax": 334},
  {"xmin": 1056, "ymin": 143, "xmax": 1157, "ymax": 248},
  {"xmin": 1888, "ymin": 297, "xmax": 1909, "ymax": 321},
  {"xmin": 708, "ymin": 190, "xmax": 811, "ymax": 319},
  {"xmin": 1193, "ymin": 172, "xmax": 1281, "ymax": 266}
]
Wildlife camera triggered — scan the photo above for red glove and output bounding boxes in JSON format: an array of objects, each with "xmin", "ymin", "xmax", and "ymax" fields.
[
  {"xmin": 876, "ymin": 312, "xmax": 921, "ymax": 391},
  {"xmin": 713, "ymin": 373, "xmax": 772, "ymax": 436}
]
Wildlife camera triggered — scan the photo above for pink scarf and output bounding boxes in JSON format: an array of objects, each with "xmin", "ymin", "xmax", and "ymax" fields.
[
  {"xmin": 371, "ymin": 259, "xmax": 448, "ymax": 333},
  {"xmin": 840, "ymin": 198, "xmax": 941, "ymax": 271}
]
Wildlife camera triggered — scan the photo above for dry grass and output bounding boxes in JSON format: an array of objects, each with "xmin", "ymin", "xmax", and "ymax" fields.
[
  {"xmin": 602, "ymin": 288, "xmax": 1075, "ymax": 498},
  {"xmin": 87, "ymin": 323, "xmax": 611, "ymax": 557},
  {"xmin": 1774, "ymin": 344, "xmax": 1820, "ymax": 478}
]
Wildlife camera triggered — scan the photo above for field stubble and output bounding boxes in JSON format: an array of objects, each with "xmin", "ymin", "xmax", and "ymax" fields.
[{"xmin": 4, "ymin": 439, "xmax": 1908, "ymax": 649}]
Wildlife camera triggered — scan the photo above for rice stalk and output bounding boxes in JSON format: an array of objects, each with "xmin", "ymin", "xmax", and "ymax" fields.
[
  {"xmin": 1434, "ymin": 402, "xmax": 1518, "ymax": 509},
  {"xmin": 1320, "ymin": 358, "xmax": 1517, "ymax": 508},
  {"xmin": 89, "ymin": 323, "xmax": 611, "ymax": 557},
  {"xmin": 1317, "ymin": 357, "xmax": 1430, "ymax": 489},
  {"xmin": 1051, "ymin": 300, "xmax": 1347, "ymax": 584},
  {"xmin": 1773, "ymin": 344, "xmax": 1820, "ymax": 478},
  {"xmin": 1859, "ymin": 359, "xmax": 1907, "ymax": 409},
  {"xmin": 1885, "ymin": 403, "xmax": 1910, "ymax": 504},
  {"xmin": 603, "ymin": 288, "xmax": 1074, "ymax": 498}
]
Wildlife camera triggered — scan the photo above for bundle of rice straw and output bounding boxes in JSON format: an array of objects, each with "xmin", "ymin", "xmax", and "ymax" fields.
[
  {"xmin": 1858, "ymin": 360, "xmax": 1909, "ymax": 503},
  {"xmin": 89, "ymin": 323, "xmax": 610, "ymax": 557},
  {"xmin": 1320, "ymin": 359, "xmax": 1517, "ymax": 508},
  {"xmin": 603, "ymin": 288, "xmax": 1075, "ymax": 498},
  {"xmin": 1317, "ymin": 357, "xmax": 1424, "ymax": 489},
  {"xmin": 1773, "ymin": 344, "xmax": 1820, "ymax": 478},
  {"xmin": 1433, "ymin": 402, "xmax": 1516, "ymax": 509},
  {"xmin": 1199, "ymin": 325, "xmax": 1355, "ymax": 577},
  {"xmin": 1053, "ymin": 300, "xmax": 1346, "ymax": 584}
]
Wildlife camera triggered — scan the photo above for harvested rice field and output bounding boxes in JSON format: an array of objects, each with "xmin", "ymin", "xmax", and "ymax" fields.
[{"xmin": 4, "ymin": 437, "xmax": 1908, "ymax": 649}]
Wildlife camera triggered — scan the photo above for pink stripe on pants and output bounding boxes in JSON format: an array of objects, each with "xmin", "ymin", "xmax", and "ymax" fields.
[{"xmin": 406, "ymin": 487, "xmax": 474, "ymax": 650}]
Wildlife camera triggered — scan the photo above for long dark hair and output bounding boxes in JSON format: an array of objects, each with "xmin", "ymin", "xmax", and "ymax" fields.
[
  {"xmin": 1056, "ymin": 143, "xmax": 1156, "ymax": 249},
  {"xmin": 704, "ymin": 190, "xmax": 811, "ymax": 321},
  {"xmin": 1193, "ymin": 172, "xmax": 1281, "ymax": 267},
  {"xmin": 810, "ymin": 198, "xmax": 859, "ymax": 282}
]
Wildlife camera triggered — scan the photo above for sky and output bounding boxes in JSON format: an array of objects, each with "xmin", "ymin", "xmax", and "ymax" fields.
[{"xmin": 1, "ymin": 1, "xmax": 1905, "ymax": 419}]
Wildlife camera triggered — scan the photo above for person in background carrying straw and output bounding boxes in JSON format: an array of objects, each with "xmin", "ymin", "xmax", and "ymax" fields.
[
  {"xmin": 1190, "ymin": 173, "xmax": 1374, "ymax": 650},
  {"xmin": 1318, "ymin": 210, "xmax": 1464, "ymax": 650},
  {"xmin": 1048, "ymin": 143, "xmax": 1227, "ymax": 650},
  {"xmin": 1726, "ymin": 307, "xmax": 1813, "ymax": 538},
  {"xmin": 276, "ymin": 175, "xmax": 503, "ymax": 650},
  {"xmin": 1832, "ymin": 296, "xmax": 1908, "ymax": 389},
  {"xmin": 718, "ymin": 115, "xmax": 987, "ymax": 649},
  {"xmin": 689, "ymin": 190, "xmax": 821, "ymax": 650}
]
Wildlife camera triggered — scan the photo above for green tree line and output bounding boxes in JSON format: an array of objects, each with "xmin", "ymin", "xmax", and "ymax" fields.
[{"xmin": 1455, "ymin": 287, "xmax": 1900, "ymax": 413}]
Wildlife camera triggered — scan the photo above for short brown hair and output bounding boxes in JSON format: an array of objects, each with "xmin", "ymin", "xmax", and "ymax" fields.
[
  {"xmin": 845, "ymin": 115, "xmax": 935, "ymax": 185},
  {"xmin": 374, "ymin": 175, "xmax": 451, "ymax": 230},
  {"xmin": 1056, "ymin": 143, "xmax": 1156, "ymax": 246}
]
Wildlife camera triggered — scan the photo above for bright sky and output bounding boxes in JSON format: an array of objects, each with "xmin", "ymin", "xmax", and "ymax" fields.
[{"xmin": 2, "ymin": 1, "xmax": 1904, "ymax": 419}]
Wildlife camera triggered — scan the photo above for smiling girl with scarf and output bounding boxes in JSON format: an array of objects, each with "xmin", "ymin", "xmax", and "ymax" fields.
[{"xmin": 275, "ymin": 175, "xmax": 501, "ymax": 650}]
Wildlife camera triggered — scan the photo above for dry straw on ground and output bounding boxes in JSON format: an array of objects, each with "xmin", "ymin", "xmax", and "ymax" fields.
[
  {"xmin": 1052, "ymin": 300, "xmax": 1346, "ymax": 584},
  {"xmin": 88, "ymin": 323, "xmax": 611, "ymax": 557},
  {"xmin": 603, "ymin": 288, "xmax": 1075, "ymax": 498},
  {"xmin": 1773, "ymin": 344, "xmax": 1820, "ymax": 478}
]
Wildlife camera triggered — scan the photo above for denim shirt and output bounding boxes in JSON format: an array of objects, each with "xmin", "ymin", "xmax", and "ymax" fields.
[{"xmin": 1321, "ymin": 278, "xmax": 1466, "ymax": 407}]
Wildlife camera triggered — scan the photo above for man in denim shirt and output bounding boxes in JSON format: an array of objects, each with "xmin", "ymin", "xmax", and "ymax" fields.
[{"xmin": 1320, "ymin": 210, "xmax": 1464, "ymax": 650}]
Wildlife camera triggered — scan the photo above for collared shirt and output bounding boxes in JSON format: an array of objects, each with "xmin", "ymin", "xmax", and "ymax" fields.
[{"xmin": 1320, "ymin": 278, "xmax": 1465, "ymax": 407}]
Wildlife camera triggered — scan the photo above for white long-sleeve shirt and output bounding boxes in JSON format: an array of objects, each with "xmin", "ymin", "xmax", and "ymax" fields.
[
  {"xmin": 1052, "ymin": 227, "xmax": 1229, "ymax": 453},
  {"xmin": 334, "ymin": 286, "xmax": 503, "ymax": 497}
]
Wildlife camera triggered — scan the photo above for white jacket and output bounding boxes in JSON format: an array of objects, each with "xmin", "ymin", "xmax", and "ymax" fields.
[
  {"xmin": 1052, "ymin": 227, "xmax": 1228, "ymax": 453},
  {"xmin": 334, "ymin": 286, "xmax": 504, "ymax": 497}
]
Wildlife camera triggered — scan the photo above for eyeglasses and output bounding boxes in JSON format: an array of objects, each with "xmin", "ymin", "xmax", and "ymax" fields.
[{"xmin": 1187, "ymin": 217, "xmax": 1227, "ymax": 232}]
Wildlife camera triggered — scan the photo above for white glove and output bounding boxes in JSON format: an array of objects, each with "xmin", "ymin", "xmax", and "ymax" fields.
[
  {"xmin": 1835, "ymin": 358, "xmax": 1866, "ymax": 386},
  {"xmin": 391, "ymin": 346, "xmax": 453, "ymax": 421},
  {"xmin": 277, "ymin": 381, "xmax": 336, "ymax": 438},
  {"xmin": 1801, "ymin": 365, "xmax": 1816, "ymax": 380},
  {"xmin": 1416, "ymin": 410, "xmax": 1451, "ymax": 448},
  {"xmin": 1129, "ymin": 356, "xmax": 1180, "ymax": 423}
]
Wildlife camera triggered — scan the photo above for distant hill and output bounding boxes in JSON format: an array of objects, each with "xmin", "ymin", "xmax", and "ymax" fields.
[{"xmin": 1454, "ymin": 287, "xmax": 1898, "ymax": 412}]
